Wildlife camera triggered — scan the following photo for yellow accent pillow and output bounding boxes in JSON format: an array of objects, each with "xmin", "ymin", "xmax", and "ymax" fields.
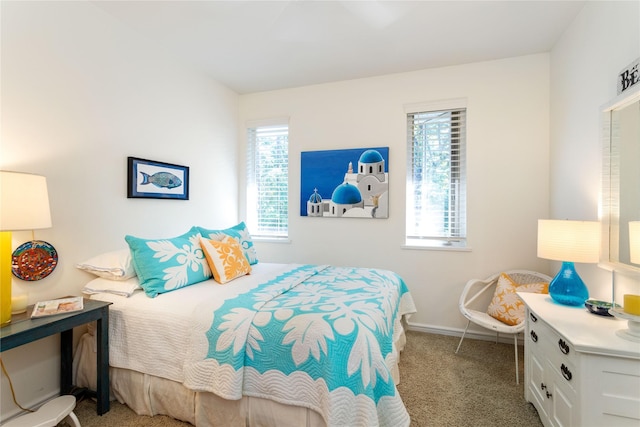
[
  {"xmin": 200, "ymin": 236, "xmax": 251, "ymax": 284},
  {"xmin": 487, "ymin": 273, "xmax": 549, "ymax": 326}
]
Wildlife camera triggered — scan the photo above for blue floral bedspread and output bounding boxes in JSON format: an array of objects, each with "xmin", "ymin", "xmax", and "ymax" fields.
[{"xmin": 184, "ymin": 264, "xmax": 416, "ymax": 427}]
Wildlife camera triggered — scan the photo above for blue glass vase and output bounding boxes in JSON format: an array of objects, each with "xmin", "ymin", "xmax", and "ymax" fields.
[{"xmin": 549, "ymin": 261, "xmax": 589, "ymax": 306}]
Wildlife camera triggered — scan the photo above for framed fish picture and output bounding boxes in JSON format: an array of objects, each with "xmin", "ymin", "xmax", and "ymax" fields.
[{"xmin": 127, "ymin": 157, "xmax": 189, "ymax": 200}]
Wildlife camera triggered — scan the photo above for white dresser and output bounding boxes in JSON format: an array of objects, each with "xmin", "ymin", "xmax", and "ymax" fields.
[{"xmin": 519, "ymin": 293, "xmax": 640, "ymax": 427}]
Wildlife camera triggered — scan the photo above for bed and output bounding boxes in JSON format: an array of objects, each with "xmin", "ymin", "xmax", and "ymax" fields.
[{"xmin": 72, "ymin": 225, "xmax": 416, "ymax": 427}]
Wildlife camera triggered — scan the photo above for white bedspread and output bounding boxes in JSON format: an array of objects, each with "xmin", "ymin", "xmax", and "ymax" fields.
[
  {"xmin": 89, "ymin": 263, "xmax": 416, "ymax": 426},
  {"xmin": 94, "ymin": 263, "xmax": 292, "ymax": 383}
]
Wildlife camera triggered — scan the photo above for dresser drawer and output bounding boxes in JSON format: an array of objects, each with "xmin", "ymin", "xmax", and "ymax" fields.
[
  {"xmin": 584, "ymin": 354, "xmax": 640, "ymax": 425},
  {"xmin": 528, "ymin": 311, "xmax": 576, "ymax": 360},
  {"xmin": 527, "ymin": 310, "xmax": 578, "ymax": 392},
  {"xmin": 548, "ymin": 355, "xmax": 577, "ymax": 393}
]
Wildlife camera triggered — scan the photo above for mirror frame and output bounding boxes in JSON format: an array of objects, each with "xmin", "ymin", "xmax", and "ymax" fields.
[{"xmin": 600, "ymin": 84, "xmax": 640, "ymax": 274}]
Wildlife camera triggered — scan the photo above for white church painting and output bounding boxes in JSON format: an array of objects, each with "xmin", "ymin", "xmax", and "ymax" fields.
[{"xmin": 300, "ymin": 147, "xmax": 389, "ymax": 218}]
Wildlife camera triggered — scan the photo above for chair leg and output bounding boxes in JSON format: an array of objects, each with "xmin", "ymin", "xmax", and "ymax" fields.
[
  {"xmin": 65, "ymin": 411, "xmax": 81, "ymax": 427},
  {"xmin": 455, "ymin": 320, "xmax": 470, "ymax": 354},
  {"xmin": 513, "ymin": 334, "xmax": 519, "ymax": 384}
]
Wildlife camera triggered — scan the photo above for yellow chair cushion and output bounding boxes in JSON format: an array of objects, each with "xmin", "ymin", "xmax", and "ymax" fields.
[
  {"xmin": 200, "ymin": 236, "xmax": 251, "ymax": 284},
  {"xmin": 487, "ymin": 273, "xmax": 549, "ymax": 326}
]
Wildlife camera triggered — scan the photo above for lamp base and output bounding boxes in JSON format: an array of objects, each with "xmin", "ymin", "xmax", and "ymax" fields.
[
  {"xmin": 1, "ymin": 231, "xmax": 12, "ymax": 326},
  {"xmin": 549, "ymin": 261, "xmax": 589, "ymax": 307}
]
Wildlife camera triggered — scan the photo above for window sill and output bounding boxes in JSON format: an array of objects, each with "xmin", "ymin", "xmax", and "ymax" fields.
[
  {"xmin": 401, "ymin": 244, "xmax": 471, "ymax": 252},
  {"xmin": 253, "ymin": 237, "xmax": 291, "ymax": 244}
]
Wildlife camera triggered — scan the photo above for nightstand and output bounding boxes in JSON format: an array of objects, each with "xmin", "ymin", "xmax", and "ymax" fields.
[
  {"xmin": 519, "ymin": 293, "xmax": 640, "ymax": 427},
  {"xmin": 0, "ymin": 298, "xmax": 112, "ymax": 415}
]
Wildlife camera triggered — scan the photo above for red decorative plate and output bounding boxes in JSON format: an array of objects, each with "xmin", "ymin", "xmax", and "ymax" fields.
[{"xmin": 12, "ymin": 240, "xmax": 58, "ymax": 281}]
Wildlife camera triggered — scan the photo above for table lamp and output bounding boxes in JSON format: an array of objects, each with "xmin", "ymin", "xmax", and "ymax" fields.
[
  {"xmin": 537, "ymin": 219, "xmax": 600, "ymax": 306},
  {"xmin": 630, "ymin": 221, "xmax": 640, "ymax": 265},
  {"xmin": 0, "ymin": 171, "xmax": 52, "ymax": 325},
  {"xmin": 622, "ymin": 221, "xmax": 640, "ymax": 320}
]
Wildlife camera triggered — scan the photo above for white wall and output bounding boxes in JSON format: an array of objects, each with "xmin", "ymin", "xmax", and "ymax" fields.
[
  {"xmin": 3, "ymin": 0, "xmax": 637, "ymax": 420},
  {"xmin": 239, "ymin": 53, "xmax": 552, "ymax": 334},
  {"xmin": 550, "ymin": 0, "xmax": 640, "ymax": 300},
  {"xmin": 1, "ymin": 2, "xmax": 238, "ymax": 417}
]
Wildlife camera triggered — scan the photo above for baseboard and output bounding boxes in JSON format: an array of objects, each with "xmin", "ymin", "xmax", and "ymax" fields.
[
  {"xmin": 406, "ymin": 321, "xmax": 525, "ymax": 345},
  {"xmin": 1, "ymin": 389, "xmax": 60, "ymax": 423}
]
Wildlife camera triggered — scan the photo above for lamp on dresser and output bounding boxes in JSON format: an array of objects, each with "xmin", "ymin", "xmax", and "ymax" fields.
[
  {"xmin": 630, "ymin": 221, "xmax": 640, "ymax": 265},
  {"xmin": 537, "ymin": 219, "xmax": 600, "ymax": 306},
  {"xmin": 0, "ymin": 171, "xmax": 52, "ymax": 325},
  {"xmin": 614, "ymin": 221, "xmax": 640, "ymax": 340}
]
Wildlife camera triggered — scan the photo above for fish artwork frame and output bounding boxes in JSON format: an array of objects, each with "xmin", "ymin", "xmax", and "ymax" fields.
[{"xmin": 127, "ymin": 157, "xmax": 189, "ymax": 200}]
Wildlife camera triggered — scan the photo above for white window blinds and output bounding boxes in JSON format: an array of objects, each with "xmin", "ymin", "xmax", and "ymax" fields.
[
  {"xmin": 246, "ymin": 122, "xmax": 289, "ymax": 238},
  {"xmin": 406, "ymin": 107, "xmax": 467, "ymax": 247}
]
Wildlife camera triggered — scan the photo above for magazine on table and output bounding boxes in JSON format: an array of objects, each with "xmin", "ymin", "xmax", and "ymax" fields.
[{"xmin": 31, "ymin": 296, "xmax": 84, "ymax": 318}]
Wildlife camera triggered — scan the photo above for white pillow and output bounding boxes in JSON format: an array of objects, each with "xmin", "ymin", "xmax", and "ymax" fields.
[
  {"xmin": 76, "ymin": 249, "xmax": 136, "ymax": 280},
  {"xmin": 82, "ymin": 276, "xmax": 141, "ymax": 298}
]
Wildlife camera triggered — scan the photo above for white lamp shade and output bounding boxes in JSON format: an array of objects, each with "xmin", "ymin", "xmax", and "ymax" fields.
[
  {"xmin": 537, "ymin": 219, "xmax": 600, "ymax": 263},
  {"xmin": 630, "ymin": 221, "xmax": 640, "ymax": 264},
  {"xmin": 0, "ymin": 171, "xmax": 52, "ymax": 231}
]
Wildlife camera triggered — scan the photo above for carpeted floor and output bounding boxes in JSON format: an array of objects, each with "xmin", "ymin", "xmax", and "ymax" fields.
[
  {"xmin": 397, "ymin": 331, "xmax": 542, "ymax": 426},
  {"xmin": 67, "ymin": 331, "xmax": 543, "ymax": 426}
]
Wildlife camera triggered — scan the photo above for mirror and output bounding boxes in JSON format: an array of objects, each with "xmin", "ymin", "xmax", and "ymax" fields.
[{"xmin": 601, "ymin": 84, "xmax": 640, "ymax": 272}]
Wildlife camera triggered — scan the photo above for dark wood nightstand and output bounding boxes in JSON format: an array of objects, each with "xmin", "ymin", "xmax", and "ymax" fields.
[{"xmin": 0, "ymin": 298, "xmax": 112, "ymax": 415}]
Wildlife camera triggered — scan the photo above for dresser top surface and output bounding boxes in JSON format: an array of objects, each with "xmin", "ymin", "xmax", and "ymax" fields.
[{"xmin": 519, "ymin": 293, "xmax": 640, "ymax": 359}]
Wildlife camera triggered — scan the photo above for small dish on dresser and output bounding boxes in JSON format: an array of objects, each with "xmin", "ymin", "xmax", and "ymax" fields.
[
  {"xmin": 609, "ymin": 307, "xmax": 640, "ymax": 321},
  {"xmin": 609, "ymin": 307, "xmax": 640, "ymax": 342},
  {"xmin": 585, "ymin": 299, "xmax": 619, "ymax": 316}
]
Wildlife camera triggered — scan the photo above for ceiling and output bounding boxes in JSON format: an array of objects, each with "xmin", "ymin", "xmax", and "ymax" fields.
[{"xmin": 92, "ymin": 1, "xmax": 586, "ymax": 94}]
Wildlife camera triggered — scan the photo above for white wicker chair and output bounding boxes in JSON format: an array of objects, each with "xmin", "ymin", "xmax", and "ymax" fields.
[{"xmin": 454, "ymin": 270, "xmax": 552, "ymax": 384}]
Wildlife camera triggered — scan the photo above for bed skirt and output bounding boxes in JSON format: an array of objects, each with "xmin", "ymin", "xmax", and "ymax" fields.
[{"xmin": 73, "ymin": 326, "xmax": 408, "ymax": 427}]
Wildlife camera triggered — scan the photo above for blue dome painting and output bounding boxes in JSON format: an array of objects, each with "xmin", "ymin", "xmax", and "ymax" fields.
[
  {"xmin": 359, "ymin": 149, "xmax": 383, "ymax": 164},
  {"xmin": 300, "ymin": 146, "xmax": 389, "ymax": 218},
  {"xmin": 309, "ymin": 189, "xmax": 322, "ymax": 203},
  {"xmin": 331, "ymin": 183, "xmax": 362, "ymax": 204}
]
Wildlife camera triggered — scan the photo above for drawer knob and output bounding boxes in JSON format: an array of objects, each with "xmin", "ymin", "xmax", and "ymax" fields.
[
  {"xmin": 561, "ymin": 363, "xmax": 572, "ymax": 381},
  {"xmin": 530, "ymin": 330, "xmax": 538, "ymax": 342},
  {"xmin": 558, "ymin": 338, "xmax": 570, "ymax": 355},
  {"xmin": 530, "ymin": 312, "xmax": 538, "ymax": 322},
  {"xmin": 541, "ymin": 383, "xmax": 552, "ymax": 398}
]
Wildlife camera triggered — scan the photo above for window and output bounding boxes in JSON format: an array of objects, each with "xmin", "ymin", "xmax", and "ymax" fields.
[
  {"xmin": 406, "ymin": 102, "xmax": 467, "ymax": 248},
  {"xmin": 246, "ymin": 121, "xmax": 289, "ymax": 239}
]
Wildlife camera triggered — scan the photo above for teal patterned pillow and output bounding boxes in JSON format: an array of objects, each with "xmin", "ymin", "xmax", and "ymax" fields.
[
  {"xmin": 197, "ymin": 222, "xmax": 258, "ymax": 265},
  {"xmin": 125, "ymin": 227, "xmax": 211, "ymax": 297}
]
